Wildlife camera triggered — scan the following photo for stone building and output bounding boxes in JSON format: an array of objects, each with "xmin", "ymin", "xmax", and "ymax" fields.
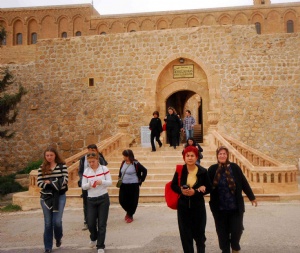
[{"xmin": 0, "ymin": 0, "xmax": 299, "ymax": 173}]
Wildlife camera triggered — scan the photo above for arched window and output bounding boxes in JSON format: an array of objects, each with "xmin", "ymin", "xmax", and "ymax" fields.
[
  {"xmin": 61, "ymin": 32, "xmax": 67, "ymax": 38},
  {"xmin": 130, "ymin": 30, "xmax": 136, "ymax": 32},
  {"xmin": 287, "ymin": 20, "xmax": 294, "ymax": 33},
  {"xmin": 31, "ymin": 33, "xmax": 37, "ymax": 44},
  {"xmin": 16, "ymin": 33, "xmax": 22, "ymax": 45},
  {"xmin": 75, "ymin": 31, "xmax": 81, "ymax": 36},
  {"xmin": 100, "ymin": 32, "xmax": 106, "ymax": 35},
  {"xmin": 255, "ymin": 22, "xmax": 261, "ymax": 34}
]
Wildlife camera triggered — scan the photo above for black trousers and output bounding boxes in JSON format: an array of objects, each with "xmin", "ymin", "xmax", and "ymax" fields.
[
  {"xmin": 212, "ymin": 210, "xmax": 244, "ymax": 253},
  {"xmin": 177, "ymin": 198, "xmax": 207, "ymax": 253},
  {"xmin": 82, "ymin": 189, "xmax": 88, "ymax": 224},
  {"xmin": 119, "ymin": 183, "xmax": 140, "ymax": 217},
  {"xmin": 87, "ymin": 193, "xmax": 110, "ymax": 250},
  {"xmin": 167, "ymin": 127, "xmax": 178, "ymax": 147},
  {"xmin": 150, "ymin": 131, "xmax": 162, "ymax": 151}
]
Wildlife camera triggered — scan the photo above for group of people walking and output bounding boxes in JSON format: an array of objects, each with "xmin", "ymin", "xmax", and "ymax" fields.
[{"xmin": 37, "ymin": 108, "xmax": 257, "ymax": 253}]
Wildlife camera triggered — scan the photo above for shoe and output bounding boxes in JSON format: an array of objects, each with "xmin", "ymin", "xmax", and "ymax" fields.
[
  {"xmin": 89, "ymin": 240, "xmax": 97, "ymax": 248},
  {"xmin": 56, "ymin": 239, "xmax": 61, "ymax": 247},
  {"xmin": 174, "ymin": 146, "xmax": 176, "ymax": 149},
  {"xmin": 44, "ymin": 250, "xmax": 52, "ymax": 253},
  {"xmin": 82, "ymin": 223, "xmax": 88, "ymax": 230},
  {"xmin": 126, "ymin": 217, "xmax": 133, "ymax": 223},
  {"xmin": 98, "ymin": 249, "xmax": 105, "ymax": 253},
  {"xmin": 159, "ymin": 144, "xmax": 162, "ymax": 148},
  {"xmin": 125, "ymin": 214, "xmax": 129, "ymax": 221},
  {"xmin": 151, "ymin": 150, "xmax": 156, "ymax": 152}
]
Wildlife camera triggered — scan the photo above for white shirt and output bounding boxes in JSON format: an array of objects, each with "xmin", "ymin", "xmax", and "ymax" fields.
[{"xmin": 82, "ymin": 164, "xmax": 112, "ymax": 197}]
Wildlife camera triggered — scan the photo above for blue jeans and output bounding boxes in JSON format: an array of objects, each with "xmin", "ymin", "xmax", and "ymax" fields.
[
  {"xmin": 87, "ymin": 193, "xmax": 110, "ymax": 250},
  {"xmin": 40, "ymin": 194, "xmax": 66, "ymax": 251},
  {"xmin": 185, "ymin": 129, "xmax": 194, "ymax": 140}
]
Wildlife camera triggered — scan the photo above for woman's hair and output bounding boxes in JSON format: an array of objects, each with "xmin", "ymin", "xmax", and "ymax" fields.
[
  {"xmin": 167, "ymin": 107, "xmax": 175, "ymax": 113},
  {"xmin": 185, "ymin": 137, "xmax": 196, "ymax": 147},
  {"xmin": 87, "ymin": 144, "xmax": 99, "ymax": 151},
  {"xmin": 153, "ymin": 111, "xmax": 159, "ymax": 117},
  {"xmin": 122, "ymin": 149, "xmax": 135, "ymax": 163},
  {"xmin": 87, "ymin": 152, "xmax": 99, "ymax": 161},
  {"xmin": 216, "ymin": 146, "xmax": 230, "ymax": 164},
  {"xmin": 41, "ymin": 146, "xmax": 65, "ymax": 175},
  {"xmin": 182, "ymin": 145, "xmax": 199, "ymax": 159}
]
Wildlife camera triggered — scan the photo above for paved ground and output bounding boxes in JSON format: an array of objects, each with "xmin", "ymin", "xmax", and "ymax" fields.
[{"xmin": 1, "ymin": 201, "xmax": 300, "ymax": 253}]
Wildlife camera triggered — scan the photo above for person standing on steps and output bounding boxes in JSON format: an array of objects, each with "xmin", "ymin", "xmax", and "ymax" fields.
[
  {"xmin": 164, "ymin": 106, "xmax": 181, "ymax": 149},
  {"xmin": 37, "ymin": 146, "xmax": 68, "ymax": 253},
  {"xmin": 149, "ymin": 110, "xmax": 163, "ymax": 152},
  {"xmin": 78, "ymin": 144, "xmax": 108, "ymax": 231},
  {"xmin": 183, "ymin": 110, "xmax": 196, "ymax": 141}
]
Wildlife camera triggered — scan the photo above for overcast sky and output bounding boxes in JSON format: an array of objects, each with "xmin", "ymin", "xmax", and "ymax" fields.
[{"xmin": 0, "ymin": 0, "xmax": 299, "ymax": 15}]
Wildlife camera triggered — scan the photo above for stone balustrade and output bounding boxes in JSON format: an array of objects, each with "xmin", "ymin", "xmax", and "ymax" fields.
[{"xmin": 211, "ymin": 130, "xmax": 298, "ymax": 194}]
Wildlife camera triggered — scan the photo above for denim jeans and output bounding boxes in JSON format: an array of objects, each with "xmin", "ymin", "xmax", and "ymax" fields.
[
  {"xmin": 185, "ymin": 128, "xmax": 194, "ymax": 140},
  {"xmin": 40, "ymin": 194, "xmax": 66, "ymax": 251},
  {"xmin": 87, "ymin": 193, "xmax": 110, "ymax": 250}
]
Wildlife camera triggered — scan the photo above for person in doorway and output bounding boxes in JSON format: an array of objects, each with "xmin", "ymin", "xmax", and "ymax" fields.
[
  {"xmin": 81, "ymin": 152, "xmax": 112, "ymax": 253},
  {"xmin": 149, "ymin": 110, "xmax": 163, "ymax": 152},
  {"xmin": 164, "ymin": 106, "xmax": 182, "ymax": 149},
  {"xmin": 208, "ymin": 146, "xmax": 258, "ymax": 253},
  {"xmin": 183, "ymin": 110, "xmax": 196, "ymax": 140},
  {"xmin": 118, "ymin": 149, "xmax": 147, "ymax": 223},
  {"xmin": 177, "ymin": 114, "xmax": 184, "ymax": 146},
  {"xmin": 171, "ymin": 145, "xmax": 211, "ymax": 253},
  {"xmin": 183, "ymin": 137, "xmax": 203, "ymax": 165},
  {"xmin": 78, "ymin": 144, "xmax": 108, "ymax": 231},
  {"xmin": 37, "ymin": 146, "xmax": 68, "ymax": 253}
]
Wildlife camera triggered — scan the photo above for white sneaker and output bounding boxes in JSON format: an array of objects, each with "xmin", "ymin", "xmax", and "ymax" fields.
[
  {"xmin": 89, "ymin": 240, "xmax": 96, "ymax": 248},
  {"xmin": 97, "ymin": 249, "xmax": 105, "ymax": 253}
]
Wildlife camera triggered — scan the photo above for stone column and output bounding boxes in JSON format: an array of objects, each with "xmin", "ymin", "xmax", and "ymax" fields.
[{"xmin": 117, "ymin": 115, "xmax": 131, "ymax": 148}]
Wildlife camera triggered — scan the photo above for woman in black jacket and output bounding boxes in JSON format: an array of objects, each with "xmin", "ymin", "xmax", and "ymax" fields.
[
  {"xmin": 171, "ymin": 145, "xmax": 211, "ymax": 253},
  {"xmin": 164, "ymin": 107, "xmax": 181, "ymax": 149},
  {"xmin": 208, "ymin": 146, "xmax": 258, "ymax": 253}
]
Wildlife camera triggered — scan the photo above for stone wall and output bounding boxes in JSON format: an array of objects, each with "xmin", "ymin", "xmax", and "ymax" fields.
[{"xmin": 0, "ymin": 25, "xmax": 299, "ymax": 174}]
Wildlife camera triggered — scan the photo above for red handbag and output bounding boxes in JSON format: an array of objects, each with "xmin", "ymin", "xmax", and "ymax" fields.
[
  {"xmin": 162, "ymin": 123, "xmax": 167, "ymax": 131},
  {"xmin": 165, "ymin": 165, "xmax": 183, "ymax": 210}
]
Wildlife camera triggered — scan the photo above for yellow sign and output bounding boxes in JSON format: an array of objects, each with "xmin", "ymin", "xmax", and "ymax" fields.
[{"xmin": 173, "ymin": 65, "xmax": 194, "ymax": 78}]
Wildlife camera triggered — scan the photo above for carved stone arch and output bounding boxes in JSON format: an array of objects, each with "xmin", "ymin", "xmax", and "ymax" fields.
[
  {"xmin": 97, "ymin": 22, "xmax": 109, "ymax": 34},
  {"xmin": 202, "ymin": 15, "xmax": 217, "ymax": 26},
  {"xmin": 170, "ymin": 16, "xmax": 186, "ymax": 28},
  {"xmin": 41, "ymin": 15, "xmax": 56, "ymax": 39},
  {"xmin": 140, "ymin": 18, "xmax": 155, "ymax": 31},
  {"xmin": 156, "ymin": 18, "xmax": 169, "ymax": 30},
  {"xmin": 9, "ymin": 16, "xmax": 24, "ymax": 26},
  {"xmin": 12, "ymin": 18, "xmax": 24, "ymax": 45},
  {"xmin": 73, "ymin": 15, "xmax": 84, "ymax": 36},
  {"xmin": 126, "ymin": 20, "xmax": 139, "ymax": 32},
  {"xmin": 283, "ymin": 9, "xmax": 297, "ymax": 32},
  {"xmin": 110, "ymin": 21, "xmax": 125, "ymax": 34},
  {"xmin": 152, "ymin": 54, "xmax": 221, "ymax": 136},
  {"xmin": 27, "ymin": 18, "xmax": 39, "ymax": 45},
  {"xmin": 58, "ymin": 16, "xmax": 69, "ymax": 37},
  {"xmin": 250, "ymin": 12, "xmax": 265, "ymax": 22},
  {"xmin": 187, "ymin": 16, "xmax": 200, "ymax": 27},
  {"xmin": 233, "ymin": 12, "xmax": 249, "ymax": 25},
  {"xmin": 218, "ymin": 14, "xmax": 232, "ymax": 25}
]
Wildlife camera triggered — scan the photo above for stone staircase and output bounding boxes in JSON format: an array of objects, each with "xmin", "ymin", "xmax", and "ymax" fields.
[{"xmin": 67, "ymin": 143, "xmax": 216, "ymax": 204}]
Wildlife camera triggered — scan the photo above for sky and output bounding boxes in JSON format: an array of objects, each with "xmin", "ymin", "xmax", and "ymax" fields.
[{"xmin": 0, "ymin": 0, "xmax": 299, "ymax": 15}]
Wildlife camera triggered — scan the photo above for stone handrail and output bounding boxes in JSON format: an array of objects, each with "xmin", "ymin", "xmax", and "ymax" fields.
[
  {"xmin": 211, "ymin": 130, "xmax": 298, "ymax": 194},
  {"xmin": 29, "ymin": 133, "xmax": 129, "ymax": 195}
]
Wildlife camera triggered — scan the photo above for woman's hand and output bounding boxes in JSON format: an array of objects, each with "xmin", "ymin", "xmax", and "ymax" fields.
[
  {"xmin": 197, "ymin": 186, "xmax": 206, "ymax": 193},
  {"xmin": 44, "ymin": 180, "xmax": 51, "ymax": 184},
  {"xmin": 251, "ymin": 199, "xmax": 258, "ymax": 207},
  {"xmin": 181, "ymin": 187, "xmax": 195, "ymax": 196}
]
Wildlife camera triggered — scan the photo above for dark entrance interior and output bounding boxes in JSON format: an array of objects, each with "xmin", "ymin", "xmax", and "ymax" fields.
[{"xmin": 165, "ymin": 90, "xmax": 203, "ymax": 143}]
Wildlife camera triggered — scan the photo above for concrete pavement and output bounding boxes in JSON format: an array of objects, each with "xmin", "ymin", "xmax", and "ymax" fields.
[{"xmin": 0, "ymin": 201, "xmax": 300, "ymax": 253}]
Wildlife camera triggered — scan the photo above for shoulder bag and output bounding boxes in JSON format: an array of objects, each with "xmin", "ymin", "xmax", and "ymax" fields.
[{"xmin": 165, "ymin": 164, "xmax": 183, "ymax": 210}]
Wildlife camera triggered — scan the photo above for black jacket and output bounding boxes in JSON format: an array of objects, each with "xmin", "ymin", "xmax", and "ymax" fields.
[
  {"xmin": 171, "ymin": 164, "xmax": 211, "ymax": 205},
  {"xmin": 165, "ymin": 113, "xmax": 181, "ymax": 130},
  {"xmin": 149, "ymin": 117, "xmax": 163, "ymax": 134},
  {"xmin": 207, "ymin": 162, "xmax": 256, "ymax": 214}
]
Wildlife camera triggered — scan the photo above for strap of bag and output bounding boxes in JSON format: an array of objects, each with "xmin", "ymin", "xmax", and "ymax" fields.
[
  {"xmin": 120, "ymin": 163, "xmax": 131, "ymax": 180},
  {"xmin": 176, "ymin": 165, "xmax": 183, "ymax": 187}
]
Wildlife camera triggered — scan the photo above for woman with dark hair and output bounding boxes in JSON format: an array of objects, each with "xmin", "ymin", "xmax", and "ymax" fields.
[
  {"xmin": 164, "ymin": 106, "xmax": 181, "ymax": 149},
  {"xmin": 118, "ymin": 149, "xmax": 147, "ymax": 223},
  {"xmin": 171, "ymin": 145, "xmax": 211, "ymax": 253},
  {"xmin": 183, "ymin": 137, "xmax": 203, "ymax": 165},
  {"xmin": 208, "ymin": 146, "xmax": 258, "ymax": 253},
  {"xmin": 37, "ymin": 146, "xmax": 68, "ymax": 253},
  {"xmin": 149, "ymin": 110, "xmax": 163, "ymax": 152}
]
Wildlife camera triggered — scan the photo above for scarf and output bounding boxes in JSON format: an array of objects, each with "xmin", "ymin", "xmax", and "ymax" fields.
[{"xmin": 213, "ymin": 163, "xmax": 236, "ymax": 194}]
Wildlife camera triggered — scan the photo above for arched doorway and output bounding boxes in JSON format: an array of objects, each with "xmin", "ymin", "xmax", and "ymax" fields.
[{"xmin": 166, "ymin": 90, "xmax": 203, "ymax": 143}]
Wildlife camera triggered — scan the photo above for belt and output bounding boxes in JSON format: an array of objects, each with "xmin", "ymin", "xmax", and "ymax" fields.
[{"xmin": 87, "ymin": 193, "xmax": 108, "ymax": 201}]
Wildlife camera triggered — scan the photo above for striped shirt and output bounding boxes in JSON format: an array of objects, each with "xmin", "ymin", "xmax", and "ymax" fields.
[
  {"xmin": 82, "ymin": 165, "xmax": 112, "ymax": 197},
  {"xmin": 37, "ymin": 163, "xmax": 68, "ymax": 189},
  {"xmin": 183, "ymin": 115, "xmax": 195, "ymax": 130}
]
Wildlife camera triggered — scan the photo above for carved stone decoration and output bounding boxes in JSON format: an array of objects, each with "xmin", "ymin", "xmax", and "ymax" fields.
[{"xmin": 207, "ymin": 110, "xmax": 220, "ymax": 131}]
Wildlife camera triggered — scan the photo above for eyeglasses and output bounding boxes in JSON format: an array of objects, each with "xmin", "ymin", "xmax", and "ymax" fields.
[{"xmin": 87, "ymin": 153, "xmax": 97, "ymax": 158}]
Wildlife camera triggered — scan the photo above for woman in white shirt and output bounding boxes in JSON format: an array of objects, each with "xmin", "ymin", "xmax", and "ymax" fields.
[{"xmin": 82, "ymin": 152, "xmax": 112, "ymax": 253}]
